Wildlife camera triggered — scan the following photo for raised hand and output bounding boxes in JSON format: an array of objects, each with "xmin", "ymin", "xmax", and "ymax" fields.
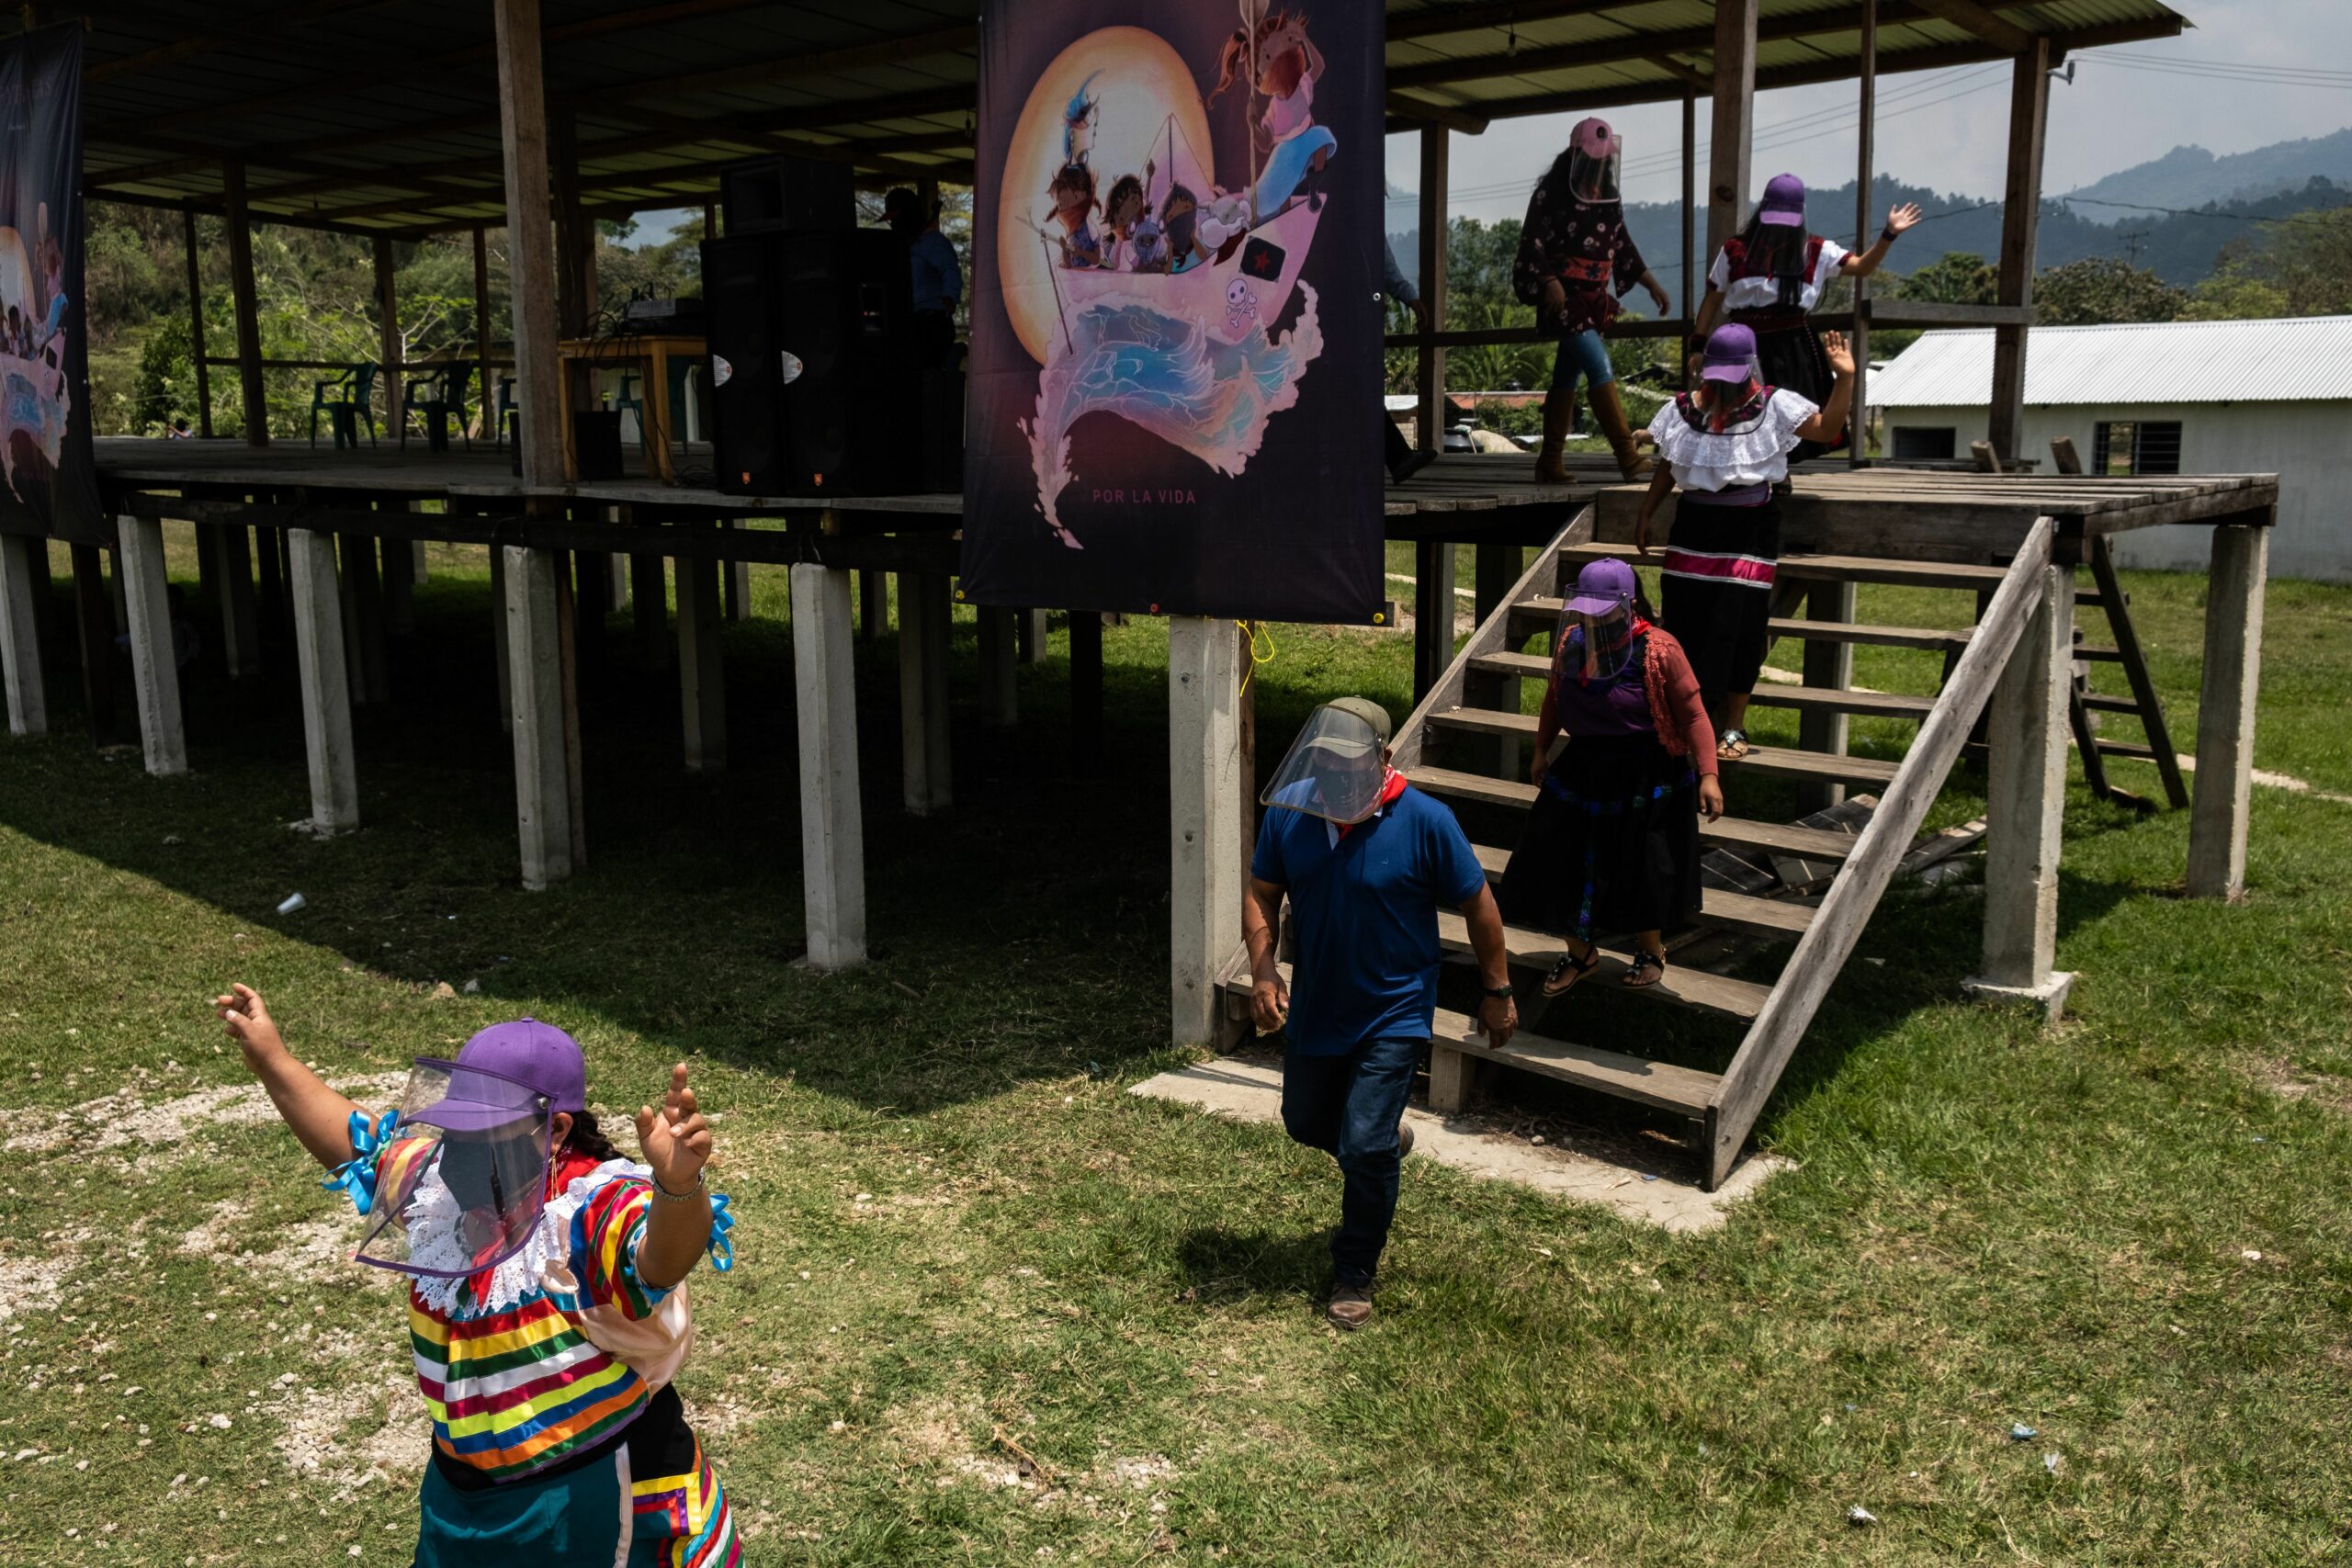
[
  {"xmin": 214, "ymin": 983, "xmax": 286, "ymax": 1069},
  {"xmin": 637, "ymin": 1062, "xmax": 714, "ymax": 1195},
  {"xmin": 1822, "ymin": 330, "xmax": 1856, "ymax": 377},
  {"xmin": 1884, "ymin": 202, "xmax": 1923, "ymax": 238}
]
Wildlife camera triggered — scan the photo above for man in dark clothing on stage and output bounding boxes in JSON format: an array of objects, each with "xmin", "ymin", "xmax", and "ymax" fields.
[
  {"xmin": 1382, "ymin": 238, "xmax": 1438, "ymax": 484},
  {"xmin": 1244, "ymin": 696, "xmax": 1518, "ymax": 1329}
]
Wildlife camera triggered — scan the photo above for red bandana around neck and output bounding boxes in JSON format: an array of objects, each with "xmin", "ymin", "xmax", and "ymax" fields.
[{"xmin": 1335, "ymin": 768, "xmax": 1408, "ymax": 839}]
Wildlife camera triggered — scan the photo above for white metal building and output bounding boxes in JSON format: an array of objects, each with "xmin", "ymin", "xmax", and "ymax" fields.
[{"xmin": 1869, "ymin": 316, "xmax": 2352, "ymax": 581}]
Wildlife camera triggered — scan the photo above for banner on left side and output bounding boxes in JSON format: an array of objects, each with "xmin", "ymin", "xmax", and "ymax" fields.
[{"xmin": 0, "ymin": 24, "xmax": 100, "ymax": 545}]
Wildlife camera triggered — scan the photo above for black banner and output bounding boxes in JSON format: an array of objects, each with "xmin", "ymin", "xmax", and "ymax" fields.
[
  {"xmin": 961, "ymin": 1, "xmax": 1384, "ymax": 623},
  {"xmin": 0, "ymin": 24, "xmax": 99, "ymax": 545}
]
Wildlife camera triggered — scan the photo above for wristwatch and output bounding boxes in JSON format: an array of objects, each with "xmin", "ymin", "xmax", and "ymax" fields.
[{"xmin": 1483, "ymin": 982, "xmax": 1514, "ymax": 1000}]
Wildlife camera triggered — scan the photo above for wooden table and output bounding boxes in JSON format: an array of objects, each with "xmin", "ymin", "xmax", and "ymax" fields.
[{"xmin": 557, "ymin": 333, "xmax": 704, "ymax": 484}]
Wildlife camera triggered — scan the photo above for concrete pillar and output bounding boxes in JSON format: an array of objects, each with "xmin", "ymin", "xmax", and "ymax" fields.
[
  {"xmin": 489, "ymin": 543, "xmax": 513, "ymax": 734},
  {"xmin": 675, "ymin": 547, "xmax": 726, "ymax": 773},
  {"xmin": 119, "ymin": 516, "xmax": 188, "ymax": 778},
  {"xmin": 1169, "ymin": 615, "xmax": 1244, "ymax": 1047},
  {"xmin": 382, "ymin": 523, "xmax": 418, "ymax": 636},
  {"xmin": 1016, "ymin": 607, "xmax": 1048, "ymax": 664},
  {"xmin": 723, "ymin": 522, "xmax": 752, "ymax": 621},
  {"xmin": 2188, "ymin": 522, "xmax": 2270, "ymax": 900},
  {"xmin": 978, "ymin": 604, "xmax": 1017, "ymax": 728},
  {"xmin": 1798, "ymin": 579, "xmax": 1857, "ymax": 814},
  {"xmin": 858, "ymin": 568, "xmax": 886, "ymax": 646},
  {"xmin": 1967, "ymin": 562, "xmax": 2074, "ymax": 1015},
  {"xmin": 0, "ymin": 532, "xmax": 50, "ymax": 736},
  {"xmin": 412, "ymin": 540, "xmax": 430, "ymax": 583},
  {"xmin": 790, "ymin": 564, "xmax": 865, "ymax": 969},
  {"xmin": 605, "ymin": 552, "xmax": 628, "ymax": 614},
  {"xmin": 898, "ymin": 570, "xmax": 952, "ymax": 814},
  {"xmin": 505, "ymin": 547, "xmax": 574, "ymax": 889},
  {"xmin": 338, "ymin": 536, "xmax": 390, "ymax": 705},
  {"xmin": 209, "ymin": 525, "xmax": 262, "ymax": 678},
  {"xmin": 631, "ymin": 552, "xmax": 670, "ymax": 669},
  {"xmin": 288, "ymin": 530, "xmax": 358, "ymax": 831}
]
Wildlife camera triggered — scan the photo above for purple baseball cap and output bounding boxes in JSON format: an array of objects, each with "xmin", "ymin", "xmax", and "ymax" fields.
[
  {"xmin": 1758, "ymin": 173, "xmax": 1806, "ymax": 227},
  {"xmin": 1701, "ymin": 322, "xmax": 1759, "ymax": 383},
  {"xmin": 416, "ymin": 1019, "xmax": 587, "ymax": 1131},
  {"xmin": 1564, "ymin": 557, "xmax": 1636, "ymax": 617}
]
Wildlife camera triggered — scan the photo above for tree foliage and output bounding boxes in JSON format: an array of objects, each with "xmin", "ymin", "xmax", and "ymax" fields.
[{"xmin": 2032, "ymin": 257, "xmax": 2189, "ymax": 326}]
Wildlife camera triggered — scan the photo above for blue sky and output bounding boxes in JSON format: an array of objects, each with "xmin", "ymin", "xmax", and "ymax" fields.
[{"xmin": 1383, "ymin": 0, "xmax": 2351, "ymax": 225}]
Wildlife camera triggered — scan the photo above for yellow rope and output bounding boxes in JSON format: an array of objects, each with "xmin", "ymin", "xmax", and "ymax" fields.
[{"xmin": 1237, "ymin": 619, "xmax": 1277, "ymax": 695}]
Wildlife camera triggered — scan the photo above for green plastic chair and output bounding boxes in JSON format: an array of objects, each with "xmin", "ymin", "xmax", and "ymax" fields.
[
  {"xmin": 310, "ymin": 363, "xmax": 379, "ymax": 448},
  {"xmin": 400, "ymin": 364, "xmax": 473, "ymax": 453}
]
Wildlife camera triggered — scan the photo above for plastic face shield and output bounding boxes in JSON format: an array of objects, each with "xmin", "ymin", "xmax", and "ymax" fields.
[
  {"xmin": 1559, "ymin": 594, "xmax": 1637, "ymax": 683},
  {"xmin": 1568, "ymin": 121, "xmax": 1623, "ymax": 203},
  {"xmin": 354, "ymin": 1059, "xmax": 554, "ymax": 1280},
  {"xmin": 1261, "ymin": 705, "xmax": 1390, "ymax": 826}
]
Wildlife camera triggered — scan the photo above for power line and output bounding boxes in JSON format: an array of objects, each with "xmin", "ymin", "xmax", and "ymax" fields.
[
  {"xmin": 2099, "ymin": 50, "xmax": 2352, "ymax": 82},
  {"xmin": 2059, "ymin": 195, "xmax": 2349, "ymax": 224}
]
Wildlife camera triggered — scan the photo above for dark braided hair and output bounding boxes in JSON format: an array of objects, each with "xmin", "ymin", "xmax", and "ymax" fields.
[{"xmin": 561, "ymin": 1111, "xmax": 626, "ymax": 1166}]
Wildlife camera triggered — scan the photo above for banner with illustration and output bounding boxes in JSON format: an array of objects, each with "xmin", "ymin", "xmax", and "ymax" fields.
[
  {"xmin": 0, "ymin": 24, "xmax": 99, "ymax": 546},
  {"xmin": 960, "ymin": 0, "xmax": 1384, "ymax": 623}
]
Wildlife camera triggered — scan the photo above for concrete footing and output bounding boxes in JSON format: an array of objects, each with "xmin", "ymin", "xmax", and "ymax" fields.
[
  {"xmin": 118, "ymin": 515, "xmax": 187, "ymax": 777},
  {"xmin": 288, "ymin": 529, "xmax": 359, "ymax": 831},
  {"xmin": 0, "ymin": 532, "xmax": 47, "ymax": 737},
  {"xmin": 790, "ymin": 564, "xmax": 865, "ymax": 969},
  {"xmin": 1961, "ymin": 970, "xmax": 2076, "ymax": 1021}
]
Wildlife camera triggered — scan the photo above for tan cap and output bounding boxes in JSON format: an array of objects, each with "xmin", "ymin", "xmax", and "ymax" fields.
[{"xmin": 1303, "ymin": 696, "xmax": 1393, "ymax": 759}]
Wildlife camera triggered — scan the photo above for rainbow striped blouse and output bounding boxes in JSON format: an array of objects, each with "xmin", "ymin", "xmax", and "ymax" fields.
[{"xmin": 411, "ymin": 1172, "xmax": 666, "ymax": 1483}]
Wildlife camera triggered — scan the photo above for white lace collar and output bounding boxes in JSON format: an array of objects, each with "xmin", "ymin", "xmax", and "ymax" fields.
[{"xmin": 405, "ymin": 1157, "xmax": 650, "ymax": 1316}]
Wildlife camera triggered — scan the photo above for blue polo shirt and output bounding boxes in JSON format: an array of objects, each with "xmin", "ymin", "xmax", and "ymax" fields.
[{"xmin": 1250, "ymin": 784, "xmax": 1487, "ymax": 1055}]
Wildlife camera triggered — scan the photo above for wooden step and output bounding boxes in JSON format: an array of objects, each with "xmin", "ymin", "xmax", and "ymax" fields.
[
  {"xmin": 1216, "ymin": 961, "xmax": 1723, "ymax": 1117},
  {"xmin": 2096, "ymin": 739, "xmax": 2165, "ymax": 761},
  {"xmin": 1466, "ymin": 649, "xmax": 1553, "ymax": 678},
  {"xmin": 1427, "ymin": 706, "xmax": 1904, "ymax": 785},
  {"xmin": 1766, "ymin": 617, "xmax": 1973, "ymax": 652},
  {"xmin": 2075, "ymin": 645, "xmax": 2125, "ymax": 662},
  {"xmin": 1774, "ymin": 555, "xmax": 2010, "ymax": 592},
  {"xmin": 1560, "ymin": 542, "xmax": 2012, "ymax": 594},
  {"xmin": 1747, "ymin": 684, "xmax": 1936, "ymax": 720},
  {"xmin": 1469, "ymin": 844, "xmax": 1815, "ymax": 940},
  {"xmin": 2079, "ymin": 691, "xmax": 2141, "ymax": 715},
  {"xmin": 1435, "ymin": 911, "xmax": 1772, "ymax": 1024},
  {"xmin": 1404, "ymin": 766, "xmax": 1864, "ymax": 865},
  {"xmin": 1431, "ymin": 1010, "xmax": 1722, "ymax": 1117}
]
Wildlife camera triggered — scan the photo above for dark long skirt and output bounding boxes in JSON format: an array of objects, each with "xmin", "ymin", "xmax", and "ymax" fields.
[
  {"xmin": 1497, "ymin": 731, "xmax": 1702, "ymax": 942},
  {"xmin": 1660, "ymin": 492, "xmax": 1780, "ymax": 705},
  {"xmin": 1749, "ymin": 320, "xmax": 1843, "ymax": 461}
]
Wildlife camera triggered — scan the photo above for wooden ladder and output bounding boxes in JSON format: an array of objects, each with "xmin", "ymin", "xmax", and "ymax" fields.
[
  {"xmin": 2042, "ymin": 439, "xmax": 2190, "ymax": 812},
  {"xmin": 1223, "ymin": 506, "xmax": 2060, "ymax": 1190}
]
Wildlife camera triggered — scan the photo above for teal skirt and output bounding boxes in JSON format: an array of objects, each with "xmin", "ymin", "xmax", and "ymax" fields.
[{"xmin": 415, "ymin": 1437, "xmax": 738, "ymax": 1567}]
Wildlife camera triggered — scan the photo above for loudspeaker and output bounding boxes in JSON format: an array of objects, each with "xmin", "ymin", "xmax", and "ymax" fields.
[
  {"xmin": 703, "ymin": 229, "xmax": 918, "ymax": 496},
  {"xmin": 573, "ymin": 410, "xmax": 624, "ymax": 481},
  {"xmin": 719, "ymin": 155, "xmax": 853, "ymax": 235}
]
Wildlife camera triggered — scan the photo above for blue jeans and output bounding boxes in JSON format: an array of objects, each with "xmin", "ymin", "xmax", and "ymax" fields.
[
  {"xmin": 1552, "ymin": 328, "xmax": 1616, "ymax": 392},
  {"xmin": 1282, "ymin": 1035, "xmax": 1423, "ymax": 1285}
]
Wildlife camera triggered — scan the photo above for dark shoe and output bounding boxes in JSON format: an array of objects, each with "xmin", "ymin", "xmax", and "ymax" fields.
[
  {"xmin": 1397, "ymin": 1119, "xmax": 1416, "ymax": 1158},
  {"xmin": 1388, "ymin": 448, "xmax": 1438, "ymax": 484},
  {"xmin": 1328, "ymin": 1281, "xmax": 1374, "ymax": 1330}
]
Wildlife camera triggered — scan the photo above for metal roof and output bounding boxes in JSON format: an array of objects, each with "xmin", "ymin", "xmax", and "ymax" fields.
[
  {"xmin": 1868, "ymin": 317, "xmax": 2352, "ymax": 407},
  {"xmin": 63, "ymin": 0, "xmax": 2188, "ymax": 237}
]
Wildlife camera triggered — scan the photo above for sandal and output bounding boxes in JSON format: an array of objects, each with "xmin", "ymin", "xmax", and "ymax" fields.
[
  {"xmin": 1540, "ymin": 943, "xmax": 1603, "ymax": 998},
  {"xmin": 1717, "ymin": 728, "xmax": 1750, "ymax": 761},
  {"xmin": 1621, "ymin": 950, "xmax": 1668, "ymax": 989}
]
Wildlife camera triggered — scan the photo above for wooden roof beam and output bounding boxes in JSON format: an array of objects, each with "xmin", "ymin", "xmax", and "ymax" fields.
[
  {"xmin": 1385, "ymin": 96, "xmax": 1489, "ymax": 135},
  {"xmin": 1905, "ymin": 0, "xmax": 2038, "ymax": 55},
  {"xmin": 1388, "ymin": 0, "xmax": 2047, "ymax": 91},
  {"xmin": 82, "ymin": 0, "xmax": 406, "ymax": 86},
  {"xmin": 1385, "ymin": 0, "xmax": 1646, "ymax": 45}
]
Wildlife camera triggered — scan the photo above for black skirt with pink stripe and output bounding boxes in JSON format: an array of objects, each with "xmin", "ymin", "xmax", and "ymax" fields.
[{"xmin": 1659, "ymin": 492, "xmax": 1781, "ymax": 704}]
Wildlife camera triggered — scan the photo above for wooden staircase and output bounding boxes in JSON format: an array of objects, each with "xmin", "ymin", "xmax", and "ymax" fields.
[{"xmin": 1224, "ymin": 505, "xmax": 2062, "ymax": 1190}]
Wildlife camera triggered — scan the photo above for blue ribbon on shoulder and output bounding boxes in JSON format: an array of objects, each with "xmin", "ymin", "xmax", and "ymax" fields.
[
  {"xmin": 320, "ymin": 1109, "xmax": 401, "ymax": 1215},
  {"xmin": 706, "ymin": 1192, "xmax": 736, "ymax": 1273}
]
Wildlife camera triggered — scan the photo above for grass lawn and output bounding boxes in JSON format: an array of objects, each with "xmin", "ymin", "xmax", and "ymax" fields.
[{"xmin": 3, "ymin": 535, "xmax": 2350, "ymax": 1564}]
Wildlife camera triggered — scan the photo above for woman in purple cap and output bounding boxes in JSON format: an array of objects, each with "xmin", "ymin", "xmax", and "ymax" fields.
[
  {"xmin": 214, "ymin": 986, "xmax": 742, "ymax": 1566},
  {"xmin": 1692, "ymin": 175, "xmax": 1918, "ymax": 458},
  {"xmin": 1635, "ymin": 321, "xmax": 1855, "ymax": 760},
  {"xmin": 1498, "ymin": 558, "xmax": 1723, "ymax": 994},
  {"xmin": 1511, "ymin": 117, "xmax": 1673, "ymax": 482}
]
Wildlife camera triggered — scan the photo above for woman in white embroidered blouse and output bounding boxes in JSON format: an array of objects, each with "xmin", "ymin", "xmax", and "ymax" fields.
[{"xmin": 1632, "ymin": 324, "xmax": 1854, "ymax": 760}]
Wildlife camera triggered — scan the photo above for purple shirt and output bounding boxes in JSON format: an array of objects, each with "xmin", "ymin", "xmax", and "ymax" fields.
[{"xmin": 1550, "ymin": 633, "xmax": 1655, "ymax": 738}]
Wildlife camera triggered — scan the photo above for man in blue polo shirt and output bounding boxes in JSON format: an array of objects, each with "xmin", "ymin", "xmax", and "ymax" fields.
[{"xmin": 1244, "ymin": 696, "xmax": 1518, "ymax": 1329}]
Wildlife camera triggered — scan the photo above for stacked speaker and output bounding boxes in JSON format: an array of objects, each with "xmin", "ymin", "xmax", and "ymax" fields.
[{"xmin": 703, "ymin": 156, "xmax": 925, "ymax": 497}]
